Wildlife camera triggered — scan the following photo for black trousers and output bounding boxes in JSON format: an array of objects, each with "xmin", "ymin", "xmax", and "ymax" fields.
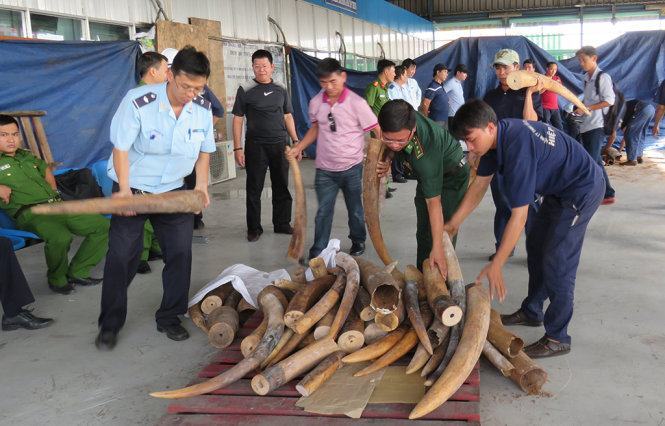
[
  {"xmin": 98, "ymin": 197, "xmax": 194, "ymax": 332},
  {"xmin": 245, "ymin": 139, "xmax": 292, "ymax": 232},
  {"xmin": 0, "ymin": 237, "xmax": 35, "ymax": 318}
]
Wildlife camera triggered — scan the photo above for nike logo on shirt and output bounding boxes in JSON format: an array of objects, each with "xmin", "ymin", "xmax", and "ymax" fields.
[{"xmin": 264, "ymin": 91, "xmax": 273, "ymax": 96}]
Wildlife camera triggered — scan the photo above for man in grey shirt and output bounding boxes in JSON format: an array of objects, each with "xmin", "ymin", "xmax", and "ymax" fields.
[
  {"xmin": 574, "ymin": 46, "xmax": 616, "ymax": 205},
  {"xmin": 443, "ymin": 63, "xmax": 468, "ymax": 127}
]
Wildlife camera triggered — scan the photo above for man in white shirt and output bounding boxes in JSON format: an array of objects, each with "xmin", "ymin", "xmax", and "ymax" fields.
[
  {"xmin": 403, "ymin": 58, "xmax": 422, "ymax": 108},
  {"xmin": 443, "ymin": 63, "xmax": 468, "ymax": 127},
  {"xmin": 388, "ymin": 65, "xmax": 418, "ymax": 110}
]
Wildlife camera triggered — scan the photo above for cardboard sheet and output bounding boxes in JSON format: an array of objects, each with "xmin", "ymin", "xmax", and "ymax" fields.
[
  {"xmin": 296, "ymin": 363, "xmax": 385, "ymax": 418},
  {"xmin": 368, "ymin": 365, "xmax": 427, "ymax": 404}
]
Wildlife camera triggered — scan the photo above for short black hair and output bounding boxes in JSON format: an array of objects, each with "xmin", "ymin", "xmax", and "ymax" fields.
[
  {"xmin": 316, "ymin": 58, "xmax": 343, "ymax": 78},
  {"xmin": 171, "ymin": 46, "xmax": 210, "ymax": 78},
  {"xmin": 454, "ymin": 63, "xmax": 468, "ymax": 74},
  {"xmin": 523, "ymin": 58, "xmax": 534, "ymax": 66},
  {"xmin": 402, "ymin": 58, "xmax": 416, "ymax": 68},
  {"xmin": 252, "ymin": 49, "xmax": 273, "ymax": 64},
  {"xmin": 433, "ymin": 63, "xmax": 448, "ymax": 77},
  {"xmin": 449, "ymin": 99, "xmax": 497, "ymax": 139},
  {"xmin": 377, "ymin": 59, "xmax": 396, "ymax": 74},
  {"xmin": 394, "ymin": 65, "xmax": 407, "ymax": 80},
  {"xmin": 378, "ymin": 100, "xmax": 416, "ymax": 132},
  {"xmin": 137, "ymin": 51, "xmax": 168, "ymax": 79},
  {"xmin": 576, "ymin": 46, "xmax": 597, "ymax": 57},
  {"xmin": 0, "ymin": 114, "xmax": 19, "ymax": 128},
  {"xmin": 546, "ymin": 61, "xmax": 557, "ymax": 67}
]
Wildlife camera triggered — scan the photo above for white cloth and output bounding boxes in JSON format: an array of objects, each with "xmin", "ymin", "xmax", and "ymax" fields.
[
  {"xmin": 305, "ymin": 239, "xmax": 341, "ymax": 281},
  {"xmin": 580, "ymin": 67, "xmax": 615, "ymax": 134},
  {"xmin": 188, "ymin": 264, "xmax": 291, "ymax": 310}
]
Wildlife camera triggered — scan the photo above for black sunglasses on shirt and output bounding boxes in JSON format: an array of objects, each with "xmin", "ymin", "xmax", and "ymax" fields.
[{"xmin": 328, "ymin": 112, "xmax": 337, "ymax": 132}]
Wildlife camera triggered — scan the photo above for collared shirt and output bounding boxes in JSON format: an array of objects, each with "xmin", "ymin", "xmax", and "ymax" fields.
[
  {"xmin": 654, "ymin": 80, "xmax": 665, "ymax": 106},
  {"xmin": 397, "ymin": 113, "xmax": 466, "ymax": 199},
  {"xmin": 388, "ymin": 81, "xmax": 418, "ymax": 110},
  {"xmin": 406, "ymin": 78, "xmax": 422, "ymax": 107},
  {"xmin": 308, "ymin": 87, "xmax": 378, "ymax": 172},
  {"xmin": 483, "ymin": 85, "xmax": 543, "ymax": 121},
  {"xmin": 424, "ymin": 80, "xmax": 449, "ymax": 122},
  {"xmin": 541, "ymin": 75, "xmax": 561, "ymax": 110},
  {"xmin": 580, "ymin": 67, "xmax": 615, "ymax": 134},
  {"xmin": 477, "ymin": 119, "xmax": 602, "ymax": 208},
  {"xmin": 107, "ymin": 82, "xmax": 216, "ymax": 194},
  {"xmin": 443, "ymin": 77, "xmax": 465, "ymax": 117},
  {"xmin": 0, "ymin": 149, "xmax": 59, "ymax": 217},
  {"xmin": 364, "ymin": 78, "xmax": 390, "ymax": 116},
  {"xmin": 232, "ymin": 79, "xmax": 292, "ymax": 144}
]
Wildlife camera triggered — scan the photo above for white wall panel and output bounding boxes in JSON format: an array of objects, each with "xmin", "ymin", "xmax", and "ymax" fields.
[
  {"xmin": 353, "ymin": 18, "xmax": 364, "ymax": 56},
  {"xmin": 327, "ymin": 11, "xmax": 341, "ymax": 55},
  {"xmin": 340, "ymin": 13, "xmax": 353, "ymax": 55},
  {"xmin": 253, "ymin": 0, "xmax": 272, "ymax": 42},
  {"xmin": 313, "ymin": 6, "xmax": 329, "ymax": 51},
  {"xmin": 279, "ymin": 0, "xmax": 300, "ymax": 46},
  {"xmin": 296, "ymin": 1, "xmax": 315, "ymax": 49}
]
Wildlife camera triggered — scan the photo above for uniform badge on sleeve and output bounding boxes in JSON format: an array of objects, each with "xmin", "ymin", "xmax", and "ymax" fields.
[
  {"xmin": 413, "ymin": 135, "xmax": 425, "ymax": 159},
  {"xmin": 193, "ymin": 95, "xmax": 212, "ymax": 111},
  {"xmin": 132, "ymin": 92, "xmax": 157, "ymax": 109}
]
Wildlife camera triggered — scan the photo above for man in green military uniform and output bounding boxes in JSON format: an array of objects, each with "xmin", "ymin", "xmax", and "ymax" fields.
[
  {"xmin": 0, "ymin": 115, "xmax": 109, "ymax": 294},
  {"xmin": 376, "ymin": 100, "xmax": 469, "ymax": 277},
  {"xmin": 365, "ymin": 59, "xmax": 396, "ymax": 116}
]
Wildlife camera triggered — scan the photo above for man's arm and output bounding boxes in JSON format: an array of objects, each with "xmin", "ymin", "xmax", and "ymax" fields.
[
  {"xmin": 193, "ymin": 152, "xmax": 211, "ymax": 209},
  {"xmin": 444, "ymin": 174, "xmax": 492, "ymax": 236},
  {"xmin": 287, "ymin": 123, "xmax": 318, "ymax": 160},
  {"xmin": 232, "ymin": 115, "xmax": 245, "ymax": 167},
  {"xmin": 45, "ymin": 169, "xmax": 57, "ymax": 191},
  {"xmin": 284, "ymin": 113, "xmax": 299, "ymax": 143},
  {"xmin": 425, "ymin": 196, "xmax": 447, "ymax": 278},
  {"xmin": 420, "ymin": 98, "xmax": 432, "ymax": 116},
  {"xmin": 524, "ymin": 83, "xmax": 542, "ymax": 121},
  {"xmin": 0, "ymin": 184, "xmax": 11, "ymax": 204},
  {"xmin": 112, "ymin": 148, "xmax": 132, "ymax": 198},
  {"xmin": 476, "ymin": 205, "xmax": 528, "ymax": 301},
  {"xmin": 653, "ymin": 104, "xmax": 665, "ymax": 136}
]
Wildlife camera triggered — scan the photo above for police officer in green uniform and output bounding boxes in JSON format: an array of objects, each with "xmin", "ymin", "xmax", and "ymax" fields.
[
  {"xmin": 376, "ymin": 100, "xmax": 469, "ymax": 277},
  {"xmin": 95, "ymin": 46, "xmax": 214, "ymax": 350},
  {"xmin": 364, "ymin": 59, "xmax": 396, "ymax": 116},
  {"xmin": 0, "ymin": 115, "xmax": 109, "ymax": 294}
]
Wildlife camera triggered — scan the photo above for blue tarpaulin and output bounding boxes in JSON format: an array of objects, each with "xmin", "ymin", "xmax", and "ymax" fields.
[
  {"xmin": 288, "ymin": 32, "xmax": 665, "ymax": 153},
  {"xmin": 0, "ymin": 40, "xmax": 141, "ymax": 169}
]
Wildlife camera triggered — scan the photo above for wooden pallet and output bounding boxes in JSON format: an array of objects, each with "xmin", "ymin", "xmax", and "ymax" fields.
[{"xmin": 158, "ymin": 315, "xmax": 480, "ymax": 425}]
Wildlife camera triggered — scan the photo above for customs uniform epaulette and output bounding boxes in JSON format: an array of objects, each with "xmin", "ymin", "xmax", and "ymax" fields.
[
  {"xmin": 132, "ymin": 92, "xmax": 157, "ymax": 109},
  {"xmin": 193, "ymin": 95, "xmax": 212, "ymax": 111}
]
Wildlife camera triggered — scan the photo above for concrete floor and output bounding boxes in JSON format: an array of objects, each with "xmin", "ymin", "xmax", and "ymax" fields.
[{"xmin": 2, "ymin": 155, "xmax": 665, "ymax": 425}]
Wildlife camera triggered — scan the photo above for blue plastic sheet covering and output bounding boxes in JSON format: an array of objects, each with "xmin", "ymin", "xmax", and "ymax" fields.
[
  {"xmin": 288, "ymin": 32, "xmax": 665, "ymax": 154},
  {"xmin": 0, "ymin": 40, "xmax": 141, "ymax": 169}
]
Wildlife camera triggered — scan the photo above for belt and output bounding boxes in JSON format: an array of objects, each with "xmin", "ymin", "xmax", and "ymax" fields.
[{"xmin": 13, "ymin": 197, "xmax": 61, "ymax": 219}]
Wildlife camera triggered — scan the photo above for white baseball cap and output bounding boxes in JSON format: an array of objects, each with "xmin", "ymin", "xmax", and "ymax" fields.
[{"xmin": 161, "ymin": 48, "xmax": 178, "ymax": 66}]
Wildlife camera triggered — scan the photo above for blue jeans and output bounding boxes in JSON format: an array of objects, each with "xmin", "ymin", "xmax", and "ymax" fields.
[
  {"xmin": 580, "ymin": 128, "xmax": 615, "ymax": 198},
  {"xmin": 309, "ymin": 163, "xmax": 366, "ymax": 258},
  {"xmin": 625, "ymin": 103, "xmax": 656, "ymax": 161}
]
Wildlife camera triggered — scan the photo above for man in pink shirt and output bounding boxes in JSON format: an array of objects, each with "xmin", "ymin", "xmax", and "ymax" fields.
[
  {"xmin": 288, "ymin": 58, "xmax": 378, "ymax": 258},
  {"xmin": 541, "ymin": 62, "xmax": 563, "ymax": 130}
]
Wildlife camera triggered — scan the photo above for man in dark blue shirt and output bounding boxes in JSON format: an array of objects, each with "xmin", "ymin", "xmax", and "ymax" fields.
[
  {"xmin": 421, "ymin": 64, "xmax": 449, "ymax": 129},
  {"xmin": 653, "ymin": 80, "xmax": 665, "ymax": 137},
  {"xmin": 446, "ymin": 99, "xmax": 604, "ymax": 358},
  {"xmin": 482, "ymin": 49, "xmax": 543, "ymax": 261}
]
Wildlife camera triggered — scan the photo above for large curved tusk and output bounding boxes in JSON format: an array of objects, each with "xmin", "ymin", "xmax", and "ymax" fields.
[
  {"xmin": 326, "ymin": 253, "xmax": 360, "ymax": 339},
  {"xmin": 286, "ymin": 146, "xmax": 307, "ymax": 262},
  {"xmin": 150, "ymin": 286, "xmax": 287, "ymax": 399},
  {"xmin": 362, "ymin": 137, "xmax": 394, "ymax": 265},
  {"xmin": 506, "ymin": 70, "xmax": 591, "ymax": 116},
  {"xmin": 409, "ymin": 283, "xmax": 490, "ymax": 419}
]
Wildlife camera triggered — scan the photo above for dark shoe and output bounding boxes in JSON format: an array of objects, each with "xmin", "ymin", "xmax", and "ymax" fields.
[
  {"xmin": 157, "ymin": 324, "xmax": 190, "ymax": 341},
  {"xmin": 247, "ymin": 229, "xmax": 263, "ymax": 242},
  {"xmin": 350, "ymin": 242, "xmax": 365, "ymax": 256},
  {"xmin": 49, "ymin": 282, "xmax": 74, "ymax": 295},
  {"xmin": 385, "ymin": 191, "xmax": 393, "ymax": 199},
  {"xmin": 393, "ymin": 176, "xmax": 408, "ymax": 183},
  {"xmin": 194, "ymin": 218, "xmax": 205, "ymax": 230},
  {"xmin": 137, "ymin": 260, "xmax": 151, "ymax": 274},
  {"xmin": 274, "ymin": 225, "xmax": 294, "ymax": 235},
  {"xmin": 2, "ymin": 309, "xmax": 54, "ymax": 331},
  {"xmin": 619, "ymin": 160, "xmax": 637, "ymax": 166},
  {"xmin": 523, "ymin": 335, "xmax": 571, "ymax": 358},
  {"xmin": 95, "ymin": 329, "xmax": 118, "ymax": 351},
  {"xmin": 387, "ymin": 187, "xmax": 397, "ymax": 192},
  {"xmin": 637, "ymin": 156, "xmax": 643, "ymax": 164},
  {"xmin": 147, "ymin": 251, "xmax": 163, "ymax": 261},
  {"xmin": 500, "ymin": 309, "xmax": 543, "ymax": 327},
  {"xmin": 68, "ymin": 276, "xmax": 102, "ymax": 286},
  {"xmin": 601, "ymin": 196, "xmax": 616, "ymax": 205},
  {"xmin": 488, "ymin": 250, "xmax": 514, "ymax": 261}
]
